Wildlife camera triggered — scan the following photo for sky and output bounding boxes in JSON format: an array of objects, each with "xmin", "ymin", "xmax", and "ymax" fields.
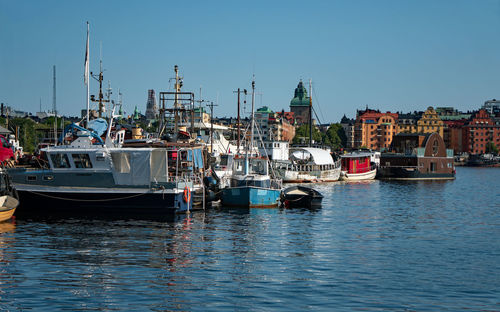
[{"xmin": 1, "ymin": 0, "xmax": 500, "ymax": 123}]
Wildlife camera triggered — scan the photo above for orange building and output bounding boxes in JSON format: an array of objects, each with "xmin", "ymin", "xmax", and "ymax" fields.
[{"xmin": 354, "ymin": 109, "xmax": 399, "ymax": 150}]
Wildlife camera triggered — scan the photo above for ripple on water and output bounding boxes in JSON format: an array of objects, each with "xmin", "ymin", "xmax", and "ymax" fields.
[{"xmin": 0, "ymin": 167, "xmax": 498, "ymax": 311}]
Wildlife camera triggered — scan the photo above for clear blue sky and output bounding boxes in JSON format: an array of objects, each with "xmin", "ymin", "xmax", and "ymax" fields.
[{"xmin": 1, "ymin": 0, "xmax": 500, "ymax": 123}]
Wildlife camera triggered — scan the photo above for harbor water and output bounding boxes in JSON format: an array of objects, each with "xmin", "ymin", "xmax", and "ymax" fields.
[{"xmin": 0, "ymin": 167, "xmax": 498, "ymax": 311}]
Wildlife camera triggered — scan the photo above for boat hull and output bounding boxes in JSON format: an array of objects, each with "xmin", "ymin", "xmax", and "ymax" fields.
[
  {"xmin": 13, "ymin": 186, "xmax": 192, "ymax": 220},
  {"xmin": 282, "ymin": 186, "xmax": 323, "ymax": 208},
  {"xmin": 377, "ymin": 167, "xmax": 455, "ymax": 180},
  {"xmin": 277, "ymin": 167, "xmax": 341, "ymax": 183},
  {"xmin": 221, "ymin": 186, "xmax": 281, "ymax": 208},
  {"xmin": 340, "ymin": 168, "xmax": 377, "ymax": 181},
  {"xmin": 0, "ymin": 207, "xmax": 15, "ymax": 222}
]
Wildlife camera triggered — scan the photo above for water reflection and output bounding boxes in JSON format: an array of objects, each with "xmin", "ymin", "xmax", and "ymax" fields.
[{"xmin": 0, "ymin": 168, "xmax": 498, "ymax": 310}]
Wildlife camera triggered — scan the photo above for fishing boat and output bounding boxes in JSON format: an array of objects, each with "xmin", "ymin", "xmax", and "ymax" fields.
[
  {"xmin": 281, "ymin": 185, "xmax": 323, "ymax": 208},
  {"xmin": 220, "ymin": 79, "xmax": 282, "ymax": 208},
  {"xmin": 340, "ymin": 151, "xmax": 377, "ymax": 181},
  {"xmin": 377, "ymin": 132, "xmax": 455, "ymax": 180},
  {"xmin": 8, "ymin": 112, "xmax": 206, "ymax": 219}
]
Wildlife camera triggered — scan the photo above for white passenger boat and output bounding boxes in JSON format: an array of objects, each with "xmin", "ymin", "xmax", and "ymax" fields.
[{"xmin": 273, "ymin": 147, "xmax": 341, "ymax": 183}]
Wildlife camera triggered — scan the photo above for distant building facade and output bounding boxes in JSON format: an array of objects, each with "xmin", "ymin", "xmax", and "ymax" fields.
[
  {"xmin": 340, "ymin": 115, "xmax": 355, "ymax": 149},
  {"xmin": 463, "ymin": 109, "xmax": 500, "ymax": 154},
  {"xmin": 193, "ymin": 107, "xmax": 210, "ymax": 124},
  {"xmin": 354, "ymin": 108, "xmax": 399, "ymax": 150},
  {"xmin": 482, "ymin": 99, "xmax": 500, "ymax": 115},
  {"xmin": 254, "ymin": 106, "xmax": 295, "ymax": 142},
  {"xmin": 416, "ymin": 107, "xmax": 444, "ymax": 138}
]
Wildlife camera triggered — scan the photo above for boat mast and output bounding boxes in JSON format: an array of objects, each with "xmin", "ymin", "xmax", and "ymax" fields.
[
  {"xmin": 309, "ymin": 79, "xmax": 312, "ymax": 147},
  {"xmin": 249, "ymin": 78, "xmax": 256, "ymax": 158},
  {"xmin": 85, "ymin": 22, "xmax": 90, "ymax": 125},
  {"xmin": 90, "ymin": 45, "xmax": 109, "ymax": 119},
  {"xmin": 53, "ymin": 65, "xmax": 57, "ymax": 146},
  {"xmin": 174, "ymin": 65, "xmax": 180, "ymax": 133},
  {"xmin": 237, "ymin": 88, "xmax": 241, "ymax": 154}
]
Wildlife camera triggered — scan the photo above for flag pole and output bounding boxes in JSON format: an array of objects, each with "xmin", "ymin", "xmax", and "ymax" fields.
[{"xmin": 85, "ymin": 21, "xmax": 90, "ymax": 125}]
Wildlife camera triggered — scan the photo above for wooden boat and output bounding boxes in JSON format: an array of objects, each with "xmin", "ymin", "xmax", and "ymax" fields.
[
  {"xmin": 0, "ymin": 195, "xmax": 19, "ymax": 222},
  {"xmin": 340, "ymin": 152, "xmax": 377, "ymax": 181},
  {"xmin": 281, "ymin": 186, "xmax": 323, "ymax": 208}
]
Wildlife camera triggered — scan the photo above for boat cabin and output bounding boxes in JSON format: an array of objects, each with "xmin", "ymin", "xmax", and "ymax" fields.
[
  {"xmin": 341, "ymin": 152, "xmax": 373, "ymax": 174},
  {"xmin": 232, "ymin": 156, "xmax": 269, "ymax": 176}
]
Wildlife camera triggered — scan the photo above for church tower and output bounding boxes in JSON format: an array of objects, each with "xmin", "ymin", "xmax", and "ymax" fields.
[{"xmin": 289, "ymin": 80, "xmax": 311, "ymax": 125}]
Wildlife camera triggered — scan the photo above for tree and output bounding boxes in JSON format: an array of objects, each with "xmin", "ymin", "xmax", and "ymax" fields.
[
  {"xmin": 292, "ymin": 124, "xmax": 322, "ymax": 144},
  {"xmin": 485, "ymin": 141, "xmax": 499, "ymax": 155},
  {"xmin": 323, "ymin": 123, "xmax": 346, "ymax": 150}
]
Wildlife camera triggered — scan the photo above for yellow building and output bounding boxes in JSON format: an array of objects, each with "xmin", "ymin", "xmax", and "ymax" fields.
[
  {"xmin": 416, "ymin": 107, "xmax": 444, "ymax": 137},
  {"xmin": 397, "ymin": 107, "xmax": 444, "ymax": 137}
]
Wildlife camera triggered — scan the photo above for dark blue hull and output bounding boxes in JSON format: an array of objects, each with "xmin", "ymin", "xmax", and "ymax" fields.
[{"xmin": 14, "ymin": 189, "xmax": 191, "ymax": 220}]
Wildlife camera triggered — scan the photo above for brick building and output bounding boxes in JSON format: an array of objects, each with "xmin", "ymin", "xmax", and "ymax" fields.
[{"xmin": 463, "ymin": 109, "xmax": 500, "ymax": 154}]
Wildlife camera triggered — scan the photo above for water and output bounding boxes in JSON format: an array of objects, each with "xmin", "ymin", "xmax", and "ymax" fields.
[{"xmin": 0, "ymin": 167, "xmax": 498, "ymax": 311}]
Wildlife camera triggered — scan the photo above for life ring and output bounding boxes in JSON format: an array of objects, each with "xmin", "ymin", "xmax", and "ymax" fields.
[{"xmin": 183, "ymin": 186, "xmax": 191, "ymax": 203}]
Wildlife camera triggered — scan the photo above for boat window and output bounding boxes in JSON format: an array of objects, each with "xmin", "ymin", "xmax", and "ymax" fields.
[
  {"xmin": 27, "ymin": 175, "xmax": 37, "ymax": 181},
  {"xmin": 50, "ymin": 153, "xmax": 71, "ymax": 168},
  {"xmin": 72, "ymin": 154, "xmax": 93, "ymax": 168},
  {"xmin": 43, "ymin": 175, "xmax": 54, "ymax": 181},
  {"xmin": 0, "ymin": 136, "xmax": 9, "ymax": 148}
]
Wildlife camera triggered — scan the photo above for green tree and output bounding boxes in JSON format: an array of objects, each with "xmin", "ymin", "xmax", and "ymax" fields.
[
  {"xmin": 292, "ymin": 124, "xmax": 322, "ymax": 144},
  {"xmin": 323, "ymin": 123, "xmax": 347, "ymax": 150},
  {"xmin": 2, "ymin": 118, "xmax": 39, "ymax": 153},
  {"xmin": 485, "ymin": 141, "xmax": 499, "ymax": 155}
]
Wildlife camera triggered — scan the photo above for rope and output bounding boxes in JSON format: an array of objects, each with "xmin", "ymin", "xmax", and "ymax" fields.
[{"xmin": 26, "ymin": 190, "xmax": 150, "ymax": 202}]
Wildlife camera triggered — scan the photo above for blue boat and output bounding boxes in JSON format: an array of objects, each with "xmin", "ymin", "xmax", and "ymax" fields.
[
  {"xmin": 221, "ymin": 156, "xmax": 282, "ymax": 208},
  {"xmin": 220, "ymin": 79, "xmax": 282, "ymax": 208}
]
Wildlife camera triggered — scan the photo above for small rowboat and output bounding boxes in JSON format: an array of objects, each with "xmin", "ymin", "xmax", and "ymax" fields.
[
  {"xmin": 0, "ymin": 195, "xmax": 19, "ymax": 222},
  {"xmin": 281, "ymin": 186, "xmax": 323, "ymax": 208}
]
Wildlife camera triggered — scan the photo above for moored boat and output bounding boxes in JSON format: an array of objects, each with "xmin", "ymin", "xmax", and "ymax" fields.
[
  {"xmin": 340, "ymin": 151, "xmax": 377, "ymax": 181},
  {"xmin": 281, "ymin": 185, "xmax": 323, "ymax": 208},
  {"xmin": 273, "ymin": 147, "xmax": 341, "ymax": 182},
  {"xmin": 0, "ymin": 195, "xmax": 19, "ymax": 222},
  {"xmin": 0, "ymin": 168, "xmax": 19, "ymax": 222},
  {"xmin": 220, "ymin": 79, "xmax": 282, "ymax": 208},
  {"xmin": 377, "ymin": 133, "xmax": 455, "ymax": 180},
  {"xmin": 8, "ymin": 130, "xmax": 205, "ymax": 219}
]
